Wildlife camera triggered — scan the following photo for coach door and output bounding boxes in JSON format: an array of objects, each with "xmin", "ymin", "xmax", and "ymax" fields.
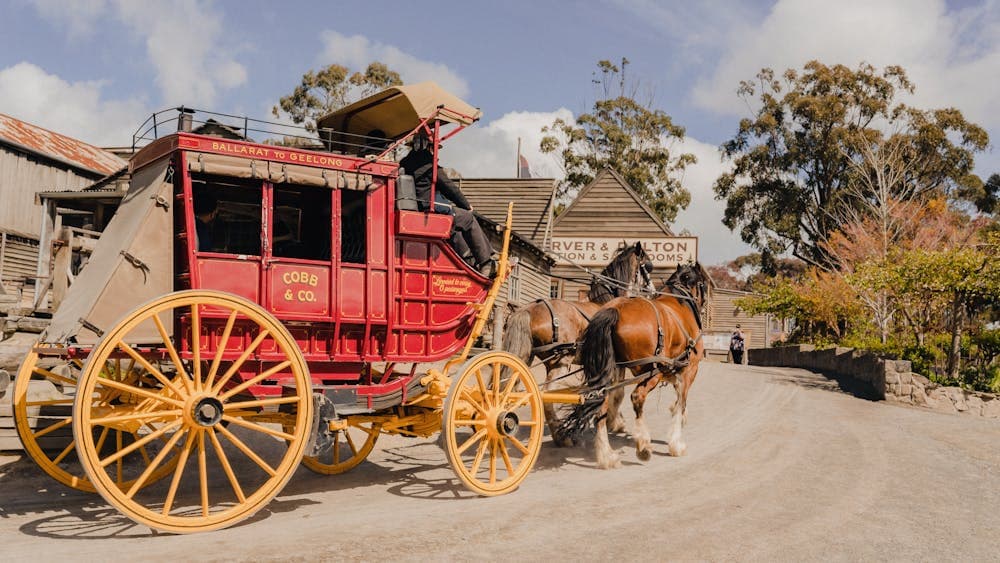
[{"xmin": 264, "ymin": 181, "xmax": 333, "ymax": 321}]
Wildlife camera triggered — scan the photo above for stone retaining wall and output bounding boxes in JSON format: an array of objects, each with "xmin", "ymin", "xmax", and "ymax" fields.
[{"xmin": 749, "ymin": 345, "xmax": 1000, "ymax": 419}]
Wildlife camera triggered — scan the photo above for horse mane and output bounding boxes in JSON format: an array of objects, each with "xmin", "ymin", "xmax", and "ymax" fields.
[
  {"xmin": 588, "ymin": 243, "xmax": 643, "ymax": 304},
  {"xmin": 660, "ymin": 263, "xmax": 707, "ymax": 329}
]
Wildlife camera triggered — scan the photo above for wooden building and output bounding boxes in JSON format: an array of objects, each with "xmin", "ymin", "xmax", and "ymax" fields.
[
  {"xmin": 549, "ymin": 168, "xmax": 697, "ymax": 300},
  {"xmin": 0, "ymin": 114, "xmax": 125, "ymax": 300}
]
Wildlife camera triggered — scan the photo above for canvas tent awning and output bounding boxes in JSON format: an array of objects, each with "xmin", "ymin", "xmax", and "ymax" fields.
[{"xmin": 316, "ymin": 81, "xmax": 481, "ymax": 152}]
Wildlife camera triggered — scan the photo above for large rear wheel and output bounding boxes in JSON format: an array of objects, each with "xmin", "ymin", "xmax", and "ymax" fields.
[
  {"xmin": 13, "ymin": 349, "xmax": 180, "ymax": 492},
  {"xmin": 73, "ymin": 290, "xmax": 313, "ymax": 534},
  {"xmin": 442, "ymin": 351, "xmax": 543, "ymax": 496}
]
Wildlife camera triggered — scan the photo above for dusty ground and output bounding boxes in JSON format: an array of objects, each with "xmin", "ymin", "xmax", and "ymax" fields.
[{"xmin": 1, "ymin": 360, "xmax": 998, "ymax": 561}]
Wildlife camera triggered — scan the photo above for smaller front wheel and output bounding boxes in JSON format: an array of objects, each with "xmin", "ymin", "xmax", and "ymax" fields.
[
  {"xmin": 300, "ymin": 420, "xmax": 381, "ymax": 475},
  {"xmin": 442, "ymin": 352, "xmax": 543, "ymax": 496}
]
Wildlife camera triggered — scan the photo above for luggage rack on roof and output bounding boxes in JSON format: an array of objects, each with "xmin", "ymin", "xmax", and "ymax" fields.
[{"xmin": 131, "ymin": 107, "xmax": 393, "ymax": 157}]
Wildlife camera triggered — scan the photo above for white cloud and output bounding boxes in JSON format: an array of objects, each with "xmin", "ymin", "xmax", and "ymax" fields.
[
  {"xmin": 318, "ymin": 31, "xmax": 469, "ymax": 98},
  {"xmin": 30, "ymin": 0, "xmax": 247, "ymax": 107},
  {"xmin": 442, "ymin": 108, "xmax": 750, "ymax": 265},
  {"xmin": 671, "ymin": 137, "xmax": 753, "ymax": 266},
  {"xmin": 0, "ymin": 62, "xmax": 147, "ymax": 146},
  {"xmin": 691, "ymin": 0, "xmax": 1000, "ymax": 130},
  {"xmin": 442, "ymin": 109, "xmax": 570, "ymax": 178}
]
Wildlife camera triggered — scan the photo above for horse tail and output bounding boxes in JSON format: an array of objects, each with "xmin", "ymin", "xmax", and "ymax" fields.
[
  {"xmin": 558, "ymin": 307, "xmax": 620, "ymax": 441},
  {"xmin": 502, "ymin": 306, "xmax": 534, "ymax": 364}
]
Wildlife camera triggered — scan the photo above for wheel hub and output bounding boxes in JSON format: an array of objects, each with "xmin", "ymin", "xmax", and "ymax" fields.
[
  {"xmin": 496, "ymin": 411, "xmax": 520, "ymax": 438},
  {"xmin": 193, "ymin": 397, "xmax": 224, "ymax": 427}
]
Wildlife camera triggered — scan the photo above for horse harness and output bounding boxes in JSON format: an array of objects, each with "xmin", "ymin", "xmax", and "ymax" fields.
[
  {"xmin": 615, "ymin": 296, "xmax": 702, "ymax": 377},
  {"xmin": 530, "ymin": 299, "xmax": 593, "ymax": 362}
]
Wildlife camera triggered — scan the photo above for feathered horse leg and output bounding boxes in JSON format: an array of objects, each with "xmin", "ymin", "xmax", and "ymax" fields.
[
  {"xmin": 605, "ymin": 368, "xmax": 628, "ymax": 434},
  {"xmin": 630, "ymin": 372, "xmax": 661, "ymax": 461},
  {"xmin": 668, "ymin": 375, "xmax": 687, "ymax": 457}
]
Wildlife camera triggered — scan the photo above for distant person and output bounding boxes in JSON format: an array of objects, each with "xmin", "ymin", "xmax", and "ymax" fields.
[
  {"xmin": 194, "ymin": 192, "xmax": 221, "ymax": 252},
  {"xmin": 730, "ymin": 324, "xmax": 745, "ymax": 365},
  {"xmin": 399, "ymin": 133, "xmax": 496, "ymax": 277}
]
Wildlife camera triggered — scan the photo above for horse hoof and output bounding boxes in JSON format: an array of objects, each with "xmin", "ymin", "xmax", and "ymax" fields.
[
  {"xmin": 597, "ymin": 453, "xmax": 621, "ymax": 470},
  {"xmin": 608, "ymin": 420, "xmax": 627, "ymax": 434},
  {"xmin": 668, "ymin": 443, "xmax": 687, "ymax": 457},
  {"xmin": 554, "ymin": 436, "xmax": 576, "ymax": 448},
  {"xmin": 637, "ymin": 447, "xmax": 652, "ymax": 462}
]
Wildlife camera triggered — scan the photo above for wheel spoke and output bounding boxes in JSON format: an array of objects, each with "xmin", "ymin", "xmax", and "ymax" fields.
[
  {"xmin": 211, "ymin": 330, "xmax": 270, "ymax": 395},
  {"xmin": 32, "ymin": 416, "xmax": 72, "ymax": 439},
  {"xmin": 509, "ymin": 392, "xmax": 534, "ymax": 411},
  {"xmin": 116, "ymin": 431, "xmax": 124, "ymax": 485},
  {"xmin": 90, "ymin": 409, "xmax": 182, "ymax": 426},
  {"xmin": 492, "ymin": 362, "xmax": 501, "ymax": 405},
  {"xmin": 100, "ymin": 419, "xmax": 182, "ymax": 468},
  {"xmin": 455, "ymin": 427, "xmax": 487, "ymax": 456},
  {"xmin": 95, "ymin": 425, "xmax": 112, "ymax": 454},
  {"xmin": 344, "ymin": 430, "xmax": 358, "ymax": 454},
  {"xmin": 332, "ymin": 434, "xmax": 341, "ymax": 462},
  {"xmin": 125, "ymin": 424, "xmax": 186, "ymax": 498},
  {"xmin": 153, "ymin": 312, "xmax": 193, "ymax": 395},
  {"xmin": 198, "ymin": 430, "xmax": 209, "ymax": 517},
  {"xmin": 459, "ymin": 388, "xmax": 488, "ymax": 417},
  {"xmin": 51, "ymin": 439, "xmax": 76, "ymax": 465},
  {"xmin": 32, "ymin": 367, "xmax": 77, "ymax": 387},
  {"xmin": 25, "ymin": 398, "xmax": 75, "ymax": 407},
  {"xmin": 93, "ymin": 377, "xmax": 184, "ymax": 408},
  {"xmin": 133, "ymin": 433, "xmax": 153, "ymax": 465},
  {"xmin": 162, "ymin": 429, "xmax": 195, "ymax": 515},
  {"xmin": 221, "ymin": 415, "xmax": 295, "ymax": 441},
  {"xmin": 498, "ymin": 439, "xmax": 516, "ymax": 475},
  {"xmin": 116, "ymin": 342, "xmax": 185, "ymax": 398},
  {"xmin": 208, "ymin": 428, "xmax": 246, "ymax": 503},
  {"xmin": 489, "ymin": 438, "xmax": 498, "ymax": 484},
  {"xmin": 205, "ymin": 310, "xmax": 238, "ymax": 391},
  {"xmin": 219, "ymin": 360, "xmax": 292, "ymax": 401},
  {"xmin": 474, "ymin": 369, "xmax": 490, "ymax": 409},
  {"xmin": 505, "ymin": 435, "xmax": 531, "ymax": 456},
  {"xmin": 223, "ymin": 396, "xmax": 301, "ymax": 411},
  {"xmin": 500, "ymin": 372, "xmax": 520, "ymax": 406},
  {"xmin": 470, "ymin": 437, "xmax": 488, "ymax": 475},
  {"xmin": 216, "ymin": 424, "xmax": 277, "ymax": 477}
]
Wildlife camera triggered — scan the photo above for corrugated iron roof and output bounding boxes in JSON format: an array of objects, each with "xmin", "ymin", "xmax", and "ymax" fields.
[{"xmin": 0, "ymin": 113, "xmax": 126, "ymax": 176}]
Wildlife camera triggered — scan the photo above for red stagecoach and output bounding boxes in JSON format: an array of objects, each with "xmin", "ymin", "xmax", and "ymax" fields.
[{"xmin": 13, "ymin": 83, "xmax": 558, "ymax": 533}]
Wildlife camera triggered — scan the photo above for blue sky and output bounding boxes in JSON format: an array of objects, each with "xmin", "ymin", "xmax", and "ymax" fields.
[{"xmin": 2, "ymin": 0, "xmax": 998, "ymax": 265}]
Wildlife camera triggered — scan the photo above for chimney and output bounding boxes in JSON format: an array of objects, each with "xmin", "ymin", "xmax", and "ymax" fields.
[{"xmin": 177, "ymin": 107, "xmax": 196, "ymax": 132}]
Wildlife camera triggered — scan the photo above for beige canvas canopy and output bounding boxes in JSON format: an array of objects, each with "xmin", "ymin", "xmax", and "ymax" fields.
[
  {"xmin": 44, "ymin": 157, "xmax": 175, "ymax": 345},
  {"xmin": 316, "ymin": 81, "xmax": 481, "ymax": 152}
]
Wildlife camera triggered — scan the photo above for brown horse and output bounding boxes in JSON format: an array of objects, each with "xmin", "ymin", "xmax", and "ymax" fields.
[
  {"xmin": 559, "ymin": 262, "xmax": 708, "ymax": 468},
  {"xmin": 502, "ymin": 242, "xmax": 653, "ymax": 444}
]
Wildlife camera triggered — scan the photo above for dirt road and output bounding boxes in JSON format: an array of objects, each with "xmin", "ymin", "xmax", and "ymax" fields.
[{"xmin": 1, "ymin": 361, "xmax": 998, "ymax": 561}]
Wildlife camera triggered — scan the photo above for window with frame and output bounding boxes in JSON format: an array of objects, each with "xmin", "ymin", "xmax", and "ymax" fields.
[
  {"xmin": 272, "ymin": 184, "xmax": 332, "ymax": 261},
  {"xmin": 507, "ymin": 263, "xmax": 521, "ymax": 303},
  {"xmin": 191, "ymin": 175, "xmax": 262, "ymax": 256},
  {"xmin": 549, "ymin": 280, "xmax": 561, "ymax": 299}
]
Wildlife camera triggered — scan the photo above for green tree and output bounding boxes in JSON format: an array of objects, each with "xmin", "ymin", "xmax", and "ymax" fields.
[
  {"xmin": 272, "ymin": 62, "xmax": 402, "ymax": 132},
  {"xmin": 541, "ymin": 58, "xmax": 696, "ymax": 223},
  {"xmin": 713, "ymin": 61, "xmax": 988, "ymax": 270}
]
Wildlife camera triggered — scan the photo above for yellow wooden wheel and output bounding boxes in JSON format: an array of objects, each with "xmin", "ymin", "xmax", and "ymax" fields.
[
  {"xmin": 300, "ymin": 420, "xmax": 381, "ymax": 475},
  {"xmin": 72, "ymin": 290, "xmax": 313, "ymax": 534},
  {"xmin": 13, "ymin": 349, "xmax": 181, "ymax": 492},
  {"xmin": 442, "ymin": 351, "xmax": 543, "ymax": 496}
]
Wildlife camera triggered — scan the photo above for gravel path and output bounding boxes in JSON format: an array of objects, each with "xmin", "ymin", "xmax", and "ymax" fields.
[{"xmin": 1, "ymin": 361, "xmax": 997, "ymax": 561}]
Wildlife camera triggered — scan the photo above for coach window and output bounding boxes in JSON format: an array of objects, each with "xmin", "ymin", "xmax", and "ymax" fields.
[
  {"xmin": 191, "ymin": 175, "xmax": 262, "ymax": 256},
  {"xmin": 340, "ymin": 190, "xmax": 367, "ymax": 264},
  {"xmin": 272, "ymin": 184, "xmax": 332, "ymax": 261}
]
